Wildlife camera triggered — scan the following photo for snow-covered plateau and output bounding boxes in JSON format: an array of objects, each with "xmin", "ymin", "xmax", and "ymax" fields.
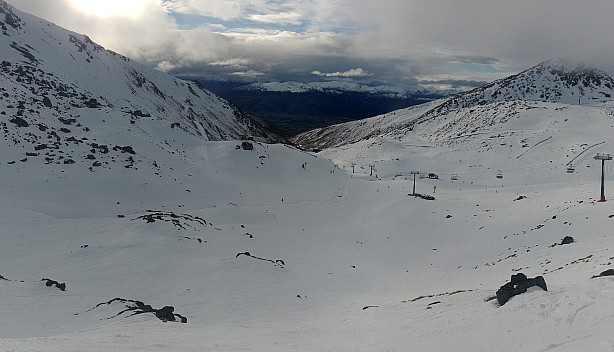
[{"xmin": 2, "ymin": 1, "xmax": 614, "ymax": 351}]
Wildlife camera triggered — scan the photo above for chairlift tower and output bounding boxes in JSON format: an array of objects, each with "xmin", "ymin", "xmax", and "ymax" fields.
[
  {"xmin": 351, "ymin": 163, "xmax": 356, "ymax": 173},
  {"xmin": 369, "ymin": 164, "xmax": 375, "ymax": 176},
  {"xmin": 410, "ymin": 171, "xmax": 420, "ymax": 195},
  {"xmin": 594, "ymin": 153, "xmax": 612, "ymax": 202}
]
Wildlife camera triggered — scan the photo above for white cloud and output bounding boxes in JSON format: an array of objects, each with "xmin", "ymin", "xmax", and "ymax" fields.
[
  {"xmin": 231, "ymin": 70, "xmax": 266, "ymax": 78},
  {"xmin": 162, "ymin": 0, "xmax": 241, "ymax": 20},
  {"xmin": 65, "ymin": 0, "xmax": 150, "ymax": 18},
  {"xmin": 248, "ymin": 12, "xmax": 302, "ymax": 25},
  {"xmin": 312, "ymin": 68, "xmax": 373, "ymax": 78},
  {"xmin": 209, "ymin": 58, "xmax": 255, "ymax": 68},
  {"xmin": 155, "ymin": 60, "xmax": 178, "ymax": 72}
]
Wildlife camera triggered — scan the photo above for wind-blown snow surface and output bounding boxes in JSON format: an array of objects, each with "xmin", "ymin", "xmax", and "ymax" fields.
[
  {"xmin": 1, "ymin": 111, "xmax": 614, "ymax": 352},
  {"xmin": 2, "ymin": 137, "xmax": 614, "ymax": 351}
]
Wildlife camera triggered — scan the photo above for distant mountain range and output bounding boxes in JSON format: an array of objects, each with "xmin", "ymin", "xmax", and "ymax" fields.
[
  {"xmin": 189, "ymin": 78, "xmax": 449, "ymax": 136},
  {"xmin": 292, "ymin": 59, "xmax": 614, "ymax": 150}
]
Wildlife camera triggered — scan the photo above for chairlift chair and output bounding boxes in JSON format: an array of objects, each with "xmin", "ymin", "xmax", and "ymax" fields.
[
  {"xmin": 496, "ymin": 170, "xmax": 503, "ymax": 179},
  {"xmin": 451, "ymin": 173, "xmax": 458, "ymax": 181},
  {"xmin": 566, "ymin": 164, "xmax": 575, "ymax": 173}
]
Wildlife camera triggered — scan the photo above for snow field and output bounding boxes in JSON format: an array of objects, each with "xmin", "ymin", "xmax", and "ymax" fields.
[{"xmin": 2, "ymin": 140, "xmax": 614, "ymax": 351}]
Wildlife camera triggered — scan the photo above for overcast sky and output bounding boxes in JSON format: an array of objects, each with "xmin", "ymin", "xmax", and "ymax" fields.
[{"xmin": 7, "ymin": 0, "xmax": 614, "ymax": 91}]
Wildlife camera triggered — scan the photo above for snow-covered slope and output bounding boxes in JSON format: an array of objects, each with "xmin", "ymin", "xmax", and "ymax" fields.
[
  {"xmin": 3, "ymin": 135, "xmax": 614, "ymax": 351},
  {"xmin": 0, "ymin": 0, "xmax": 276, "ymax": 145}
]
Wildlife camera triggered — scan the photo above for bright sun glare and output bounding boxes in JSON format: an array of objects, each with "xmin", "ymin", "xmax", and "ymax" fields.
[{"xmin": 67, "ymin": 0, "xmax": 149, "ymax": 18}]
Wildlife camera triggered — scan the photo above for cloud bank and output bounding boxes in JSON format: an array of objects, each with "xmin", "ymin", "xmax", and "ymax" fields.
[
  {"xmin": 312, "ymin": 68, "xmax": 373, "ymax": 78},
  {"xmin": 8, "ymin": 0, "xmax": 614, "ymax": 90}
]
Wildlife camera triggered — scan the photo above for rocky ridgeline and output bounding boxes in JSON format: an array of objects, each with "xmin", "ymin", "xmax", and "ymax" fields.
[
  {"xmin": 82, "ymin": 298, "xmax": 187, "ymax": 323},
  {"xmin": 0, "ymin": 100, "xmax": 145, "ymax": 171},
  {"xmin": 134, "ymin": 211, "xmax": 209, "ymax": 231},
  {"xmin": 0, "ymin": 0, "xmax": 22, "ymax": 34},
  {"xmin": 419, "ymin": 60, "xmax": 614, "ymax": 122}
]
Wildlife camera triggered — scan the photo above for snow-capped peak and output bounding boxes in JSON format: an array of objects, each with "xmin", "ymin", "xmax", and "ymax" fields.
[
  {"xmin": 448, "ymin": 59, "xmax": 614, "ymax": 110},
  {"xmin": 292, "ymin": 59, "xmax": 614, "ymax": 149}
]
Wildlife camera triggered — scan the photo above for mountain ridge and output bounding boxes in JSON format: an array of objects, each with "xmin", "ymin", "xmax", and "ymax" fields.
[
  {"xmin": 0, "ymin": 0, "xmax": 277, "ymax": 143},
  {"xmin": 291, "ymin": 59, "xmax": 614, "ymax": 149}
]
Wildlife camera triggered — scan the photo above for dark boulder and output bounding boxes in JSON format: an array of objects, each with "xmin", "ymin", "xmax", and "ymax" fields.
[
  {"xmin": 592, "ymin": 269, "xmax": 614, "ymax": 279},
  {"xmin": 411, "ymin": 193, "xmax": 435, "ymax": 200},
  {"xmin": 10, "ymin": 116, "xmax": 28, "ymax": 127},
  {"xmin": 496, "ymin": 273, "xmax": 547, "ymax": 306},
  {"xmin": 42, "ymin": 278, "xmax": 66, "ymax": 291},
  {"xmin": 600, "ymin": 269, "xmax": 614, "ymax": 277},
  {"xmin": 560, "ymin": 236, "xmax": 574, "ymax": 245},
  {"xmin": 155, "ymin": 306, "xmax": 176, "ymax": 322},
  {"xmin": 510, "ymin": 273, "xmax": 527, "ymax": 284},
  {"xmin": 114, "ymin": 145, "xmax": 136, "ymax": 154},
  {"xmin": 85, "ymin": 98, "xmax": 101, "ymax": 108},
  {"xmin": 241, "ymin": 141, "xmax": 254, "ymax": 150},
  {"xmin": 236, "ymin": 251, "xmax": 251, "ymax": 258},
  {"xmin": 42, "ymin": 96, "xmax": 52, "ymax": 107}
]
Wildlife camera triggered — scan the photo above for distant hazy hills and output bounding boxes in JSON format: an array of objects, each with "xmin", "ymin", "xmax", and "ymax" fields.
[{"xmin": 191, "ymin": 78, "xmax": 448, "ymax": 136}]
